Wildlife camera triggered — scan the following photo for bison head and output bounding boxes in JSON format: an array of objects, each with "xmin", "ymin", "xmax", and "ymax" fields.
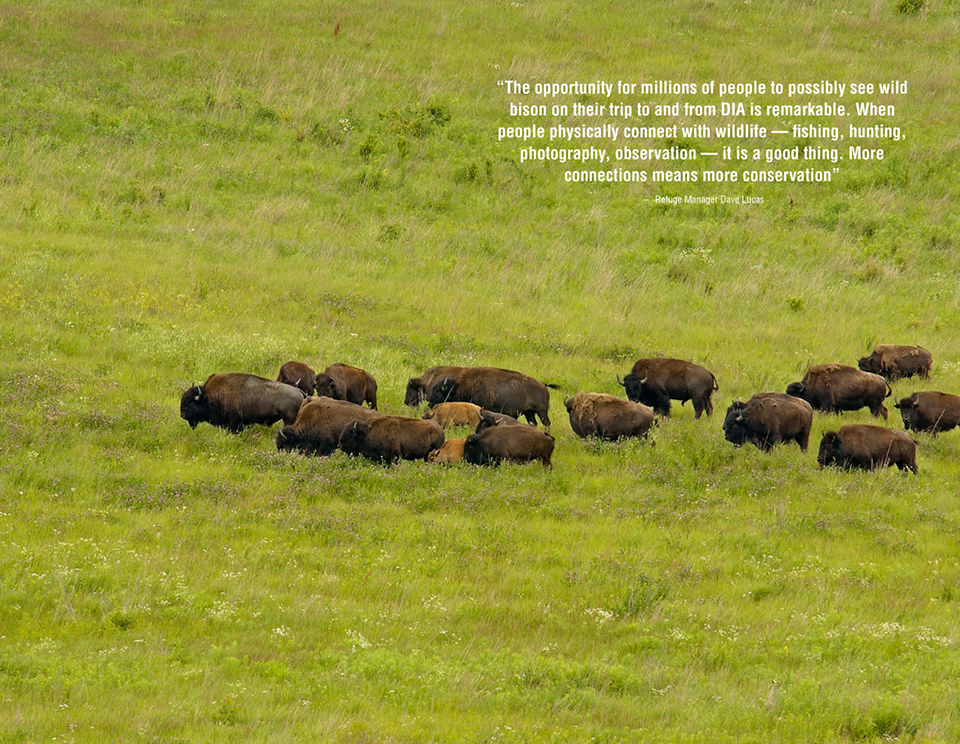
[
  {"xmin": 857, "ymin": 354, "xmax": 881, "ymax": 374},
  {"xmin": 427, "ymin": 377, "xmax": 457, "ymax": 407},
  {"xmin": 785, "ymin": 382, "xmax": 806, "ymax": 400},
  {"xmin": 180, "ymin": 385, "xmax": 209, "ymax": 428},
  {"xmin": 722, "ymin": 401, "xmax": 751, "ymax": 446},
  {"xmin": 404, "ymin": 377, "xmax": 425, "ymax": 407},
  {"xmin": 338, "ymin": 420, "xmax": 370, "ymax": 456},
  {"xmin": 462, "ymin": 434, "xmax": 490, "ymax": 466},
  {"xmin": 314, "ymin": 373, "xmax": 339, "ymax": 400},
  {"xmin": 816, "ymin": 431, "xmax": 842, "ymax": 469},
  {"xmin": 276, "ymin": 426, "xmax": 307, "ymax": 453},
  {"xmin": 619, "ymin": 373, "xmax": 646, "ymax": 403},
  {"xmin": 894, "ymin": 395, "xmax": 920, "ymax": 430}
]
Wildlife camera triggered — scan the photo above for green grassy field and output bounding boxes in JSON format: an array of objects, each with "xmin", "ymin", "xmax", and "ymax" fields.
[{"xmin": 2, "ymin": 1, "xmax": 960, "ymax": 741}]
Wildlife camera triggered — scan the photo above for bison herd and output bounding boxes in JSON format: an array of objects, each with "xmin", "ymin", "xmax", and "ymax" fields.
[{"xmin": 180, "ymin": 344, "xmax": 957, "ymax": 474}]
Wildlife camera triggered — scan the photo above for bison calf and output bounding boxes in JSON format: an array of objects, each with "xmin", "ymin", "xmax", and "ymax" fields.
[
  {"xmin": 723, "ymin": 393, "xmax": 813, "ymax": 452},
  {"xmin": 180, "ymin": 373, "xmax": 305, "ymax": 432},
  {"xmin": 427, "ymin": 438, "xmax": 466, "ymax": 464},
  {"xmin": 786, "ymin": 363, "xmax": 890, "ymax": 419},
  {"xmin": 276, "ymin": 398, "xmax": 384, "ymax": 455},
  {"xmin": 423, "ymin": 402, "xmax": 482, "ymax": 430},
  {"xmin": 338, "ymin": 416, "xmax": 444, "ymax": 464},
  {"xmin": 564, "ymin": 392, "xmax": 655, "ymax": 441},
  {"xmin": 858, "ymin": 344, "xmax": 932, "ymax": 381},
  {"xmin": 817, "ymin": 424, "xmax": 917, "ymax": 473},
  {"xmin": 895, "ymin": 391, "xmax": 960, "ymax": 435}
]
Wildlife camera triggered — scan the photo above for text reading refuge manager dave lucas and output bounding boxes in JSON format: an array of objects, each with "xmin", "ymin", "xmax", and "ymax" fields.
[{"xmin": 655, "ymin": 194, "xmax": 765, "ymax": 205}]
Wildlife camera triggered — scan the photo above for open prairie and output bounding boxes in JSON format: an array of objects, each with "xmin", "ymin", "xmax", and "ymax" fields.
[{"xmin": 2, "ymin": 1, "xmax": 959, "ymax": 741}]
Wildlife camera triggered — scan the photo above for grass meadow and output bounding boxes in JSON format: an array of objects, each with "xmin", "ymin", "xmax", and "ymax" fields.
[{"xmin": 2, "ymin": 0, "xmax": 960, "ymax": 741}]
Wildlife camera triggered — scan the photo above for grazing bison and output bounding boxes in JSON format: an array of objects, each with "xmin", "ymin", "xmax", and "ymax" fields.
[
  {"xmin": 426, "ymin": 367, "xmax": 555, "ymax": 430},
  {"xmin": 276, "ymin": 360, "xmax": 317, "ymax": 396},
  {"xmin": 180, "ymin": 373, "xmax": 305, "ymax": 432},
  {"xmin": 858, "ymin": 344, "xmax": 932, "ymax": 381},
  {"xmin": 617, "ymin": 357, "xmax": 718, "ymax": 418},
  {"xmin": 723, "ymin": 393, "xmax": 813, "ymax": 452},
  {"xmin": 423, "ymin": 402, "xmax": 483, "ymax": 430},
  {"xmin": 338, "ymin": 416, "xmax": 444, "ymax": 464},
  {"xmin": 405, "ymin": 366, "xmax": 468, "ymax": 407},
  {"xmin": 463, "ymin": 424, "xmax": 555, "ymax": 467},
  {"xmin": 314, "ymin": 363, "xmax": 378, "ymax": 409},
  {"xmin": 564, "ymin": 392, "xmax": 656, "ymax": 441},
  {"xmin": 786, "ymin": 364, "xmax": 891, "ymax": 419},
  {"xmin": 427, "ymin": 438, "xmax": 466, "ymax": 464},
  {"xmin": 895, "ymin": 391, "xmax": 960, "ymax": 435},
  {"xmin": 817, "ymin": 424, "xmax": 918, "ymax": 473},
  {"xmin": 276, "ymin": 398, "xmax": 384, "ymax": 455}
]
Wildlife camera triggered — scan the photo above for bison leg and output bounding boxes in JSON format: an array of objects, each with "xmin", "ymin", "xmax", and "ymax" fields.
[{"xmin": 871, "ymin": 403, "xmax": 889, "ymax": 420}]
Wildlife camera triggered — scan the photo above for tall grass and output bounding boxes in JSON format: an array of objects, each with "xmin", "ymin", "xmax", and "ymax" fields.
[{"xmin": 2, "ymin": 0, "xmax": 960, "ymax": 741}]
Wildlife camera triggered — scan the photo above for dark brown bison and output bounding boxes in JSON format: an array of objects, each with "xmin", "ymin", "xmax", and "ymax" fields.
[
  {"xmin": 786, "ymin": 364, "xmax": 891, "ymax": 419},
  {"xmin": 617, "ymin": 358, "xmax": 718, "ymax": 418},
  {"xmin": 276, "ymin": 398, "xmax": 384, "ymax": 455},
  {"xmin": 895, "ymin": 391, "xmax": 960, "ymax": 435},
  {"xmin": 427, "ymin": 438, "xmax": 466, "ymax": 464},
  {"xmin": 338, "ymin": 415, "xmax": 444, "ymax": 464},
  {"xmin": 276, "ymin": 361, "xmax": 317, "ymax": 396},
  {"xmin": 723, "ymin": 393, "xmax": 813, "ymax": 452},
  {"xmin": 314, "ymin": 363, "xmax": 378, "ymax": 409},
  {"xmin": 180, "ymin": 373, "xmax": 305, "ymax": 432},
  {"xmin": 405, "ymin": 366, "xmax": 468, "ymax": 407},
  {"xmin": 858, "ymin": 345, "xmax": 932, "ymax": 381},
  {"xmin": 475, "ymin": 409, "xmax": 527, "ymax": 434},
  {"xmin": 564, "ymin": 392, "xmax": 655, "ymax": 441},
  {"xmin": 422, "ymin": 402, "xmax": 482, "ymax": 430},
  {"xmin": 817, "ymin": 424, "xmax": 917, "ymax": 473},
  {"xmin": 463, "ymin": 424, "xmax": 555, "ymax": 467},
  {"xmin": 426, "ymin": 367, "xmax": 555, "ymax": 430}
]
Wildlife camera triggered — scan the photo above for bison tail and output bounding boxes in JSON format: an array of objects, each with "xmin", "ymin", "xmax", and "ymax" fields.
[
  {"xmin": 544, "ymin": 383, "xmax": 562, "ymax": 390},
  {"xmin": 712, "ymin": 374, "xmax": 719, "ymax": 391},
  {"xmin": 884, "ymin": 381, "xmax": 892, "ymax": 399}
]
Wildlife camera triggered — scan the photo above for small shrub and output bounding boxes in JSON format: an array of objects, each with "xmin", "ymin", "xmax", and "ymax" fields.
[{"xmin": 896, "ymin": 0, "xmax": 923, "ymax": 14}]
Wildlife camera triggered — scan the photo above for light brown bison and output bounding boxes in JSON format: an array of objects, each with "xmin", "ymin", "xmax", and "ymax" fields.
[
  {"xmin": 817, "ymin": 424, "xmax": 917, "ymax": 473},
  {"xmin": 617, "ymin": 357, "xmax": 718, "ymax": 418},
  {"xmin": 858, "ymin": 345, "xmax": 932, "ymax": 381},
  {"xmin": 338, "ymin": 415, "xmax": 444, "ymax": 464},
  {"xmin": 564, "ymin": 392, "xmax": 656, "ymax": 441},
  {"xmin": 180, "ymin": 373, "xmax": 305, "ymax": 432},
  {"xmin": 427, "ymin": 438, "xmax": 466, "ymax": 464},
  {"xmin": 895, "ymin": 391, "xmax": 960, "ymax": 435},
  {"xmin": 423, "ymin": 402, "xmax": 482, "ymax": 430},
  {"xmin": 463, "ymin": 424, "xmax": 555, "ymax": 467},
  {"xmin": 427, "ymin": 367, "xmax": 555, "ymax": 430},
  {"xmin": 786, "ymin": 364, "xmax": 891, "ymax": 419},
  {"xmin": 276, "ymin": 398, "xmax": 384, "ymax": 455},
  {"xmin": 723, "ymin": 393, "xmax": 813, "ymax": 452},
  {"xmin": 276, "ymin": 360, "xmax": 317, "ymax": 396},
  {"xmin": 314, "ymin": 363, "xmax": 378, "ymax": 409},
  {"xmin": 405, "ymin": 366, "xmax": 468, "ymax": 407}
]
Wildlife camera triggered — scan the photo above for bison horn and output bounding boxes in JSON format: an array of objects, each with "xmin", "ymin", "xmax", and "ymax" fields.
[
  {"xmin": 616, "ymin": 375, "xmax": 625, "ymax": 386},
  {"xmin": 640, "ymin": 375, "xmax": 648, "ymax": 385},
  {"xmin": 278, "ymin": 429, "xmax": 287, "ymax": 441},
  {"xmin": 563, "ymin": 396, "xmax": 572, "ymax": 408}
]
